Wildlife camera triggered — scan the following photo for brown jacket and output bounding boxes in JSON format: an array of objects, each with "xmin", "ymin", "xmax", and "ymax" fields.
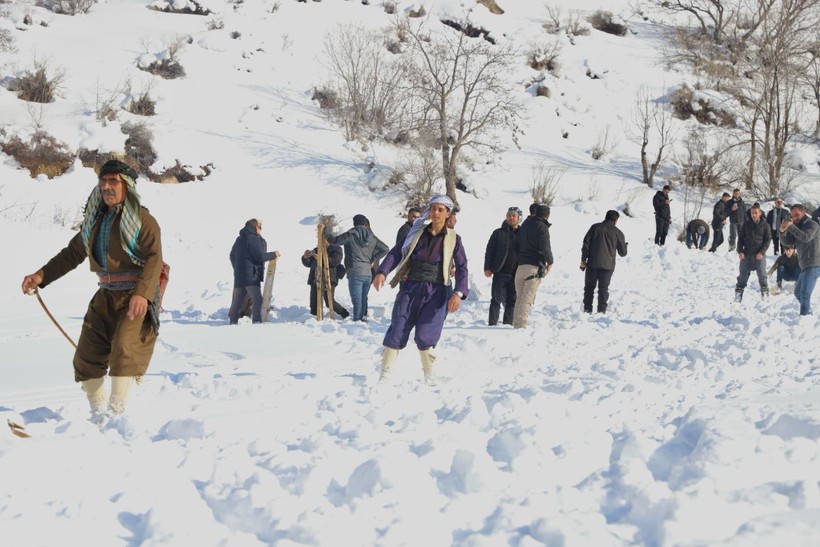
[{"xmin": 39, "ymin": 207, "xmax": 163, "ymax": 302}]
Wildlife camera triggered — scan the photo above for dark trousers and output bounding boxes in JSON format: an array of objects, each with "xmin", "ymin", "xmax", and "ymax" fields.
[
  {"xmin": 310, "ymin": 284, "xmax": 349, "ymax": 319},
  {"xmin": 488, "ymin": 272, "xmax": 516, "ymax": 325},
  {"xmin": 709, "ymin": 223, "xmax": 724, "ymax": 251},
  {"xmin": 772, "ymin": 236, "xmax": 780, "ymax": 255},
  {"xmin": 736, "ymin": 256, "xmax": 768, "ymax": 292},
  {"xmin": 654, "ymin": 216, "xmax": 669, "ymax": 246},
  {"xmin": 728, "ymin": 222, "xmax": 741, "ymax": 248},
  {"xmin": 583, "ymin": 267, "xmax": 614, "ymax": 313},
  {"xmin": 229, "ymin": 285, "xmax": 263, "ymax": 323}
]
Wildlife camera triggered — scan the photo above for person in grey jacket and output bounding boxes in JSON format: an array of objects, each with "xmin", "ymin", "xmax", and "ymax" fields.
[
  {"xmin": 581, "ymin": 210, "xmax": 628, "ymax": 313},
  {"xmin": 324, "ymin": 214, "xmax": 389, "ymax": 321},
  {"xmin": 779, "ymin": 204, "xmax": 820, "ymax": 315},
  {"xmin": 735, "ymin": 204, "xmax": 771, "ymax": 302}
]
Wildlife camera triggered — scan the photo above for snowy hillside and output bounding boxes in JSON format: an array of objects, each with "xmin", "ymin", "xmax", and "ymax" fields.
[{"xmin": 1, "ymin": 0, "xmax": 820, "ymax": 545}]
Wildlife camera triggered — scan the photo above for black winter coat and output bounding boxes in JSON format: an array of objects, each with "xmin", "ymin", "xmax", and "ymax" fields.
[
  {"xmin": 766, "ymin": 207, "xmax": 788, "ymax": 235},
  {"xmin": 484, "ymin": 221, "xmax": 519, "ymax": 274},
  {"xmin": 301, "ymin": 244, "xmax": 343, "ymax": 286},
  {"xmin": 396, "ymin": 221, "xmax": 413, "ymax": 247},
  {"xmin": 229, "ymin": 225, "xmax": 278, "ymax": 287},
  {"xmin": 737, "ymin": 218, "xmax": 771, "ymax": 256},
  {"xmin": 727, "ymin": 198, "xmax": 746, "ymax": 224},
  {"xmin": 653, "ymin": 191, "xmax": 671, "ymax": 221},
  {"xmin": 513, "ymin": 216, "xmax": 553, "ymax": 267},
  {"xmin": 712, "ymin": 199, "xmax": 728, "ymax": 227},
  {"xmin": 581, "ymin": 220, "xmax": 627, "ymax": 271}
]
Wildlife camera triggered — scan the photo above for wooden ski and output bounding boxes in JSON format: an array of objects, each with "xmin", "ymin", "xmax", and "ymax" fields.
[
  {"xmin": 7, "ymin": 419, "xmax": 31, "ymax": 438},
  {"xmin": 315, "ymin": 226, "xmax": 335, "ymax": 320},
  {"xmin": 260, "ymin": 257, "xmax": 278, "ymax": 323}
]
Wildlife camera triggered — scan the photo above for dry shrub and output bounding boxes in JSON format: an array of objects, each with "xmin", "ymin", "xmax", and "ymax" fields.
[
  {"xmin": 383, "ymin": 1, "xmax": 396, "ymax": 14},
  {"xmin": 408, "ymin": 5, "xmax": 426, "ymax": 18},
  {"xmin": 670, "ymin": 85, "xmax": 736, "ymax": 127},
  {"xmin": 527, "ymin": 40, "xmax": 560, "ymax": 73},
  {"xmin": 149, "ymin": 160, "xmax": 214, "ymax": 183},
  {"xmin": 39, "ymin": 0, "xmax": 96, "ymax": 15},
  {"xmin": 1, "ymin": 131, "xmax": 73, "ymax": 178},
  {"xmin": 122, "ymin": 121, "xmax": 157, "ymax": 174},
  {"xmin": 14, "ymin": 61, "xmax": 65, "ymax": 103},
  {"xmin": 588, "ymin": 10, "xmax": 627, "ymax": 36},
  {"xmin": 312, "ymin": 87, "xmax": 339, "ymax": 109},
  {"xmin": 535, "ymin": 84, "xmax": 551, "ymax": 98},
  {"xmin": 140, "ymin": 58, "xmax": 185, "ymax": 79},
  {"xmin": 0, "ymin": 28, "xmax": 16, "ymax": 53},
  {"xmin": 148, "ymin": 0, "xmax": 211, "ymax": 15},
  {"xmin": 127, "ymin": 91, "xmax": 156, "ymax": 116}
]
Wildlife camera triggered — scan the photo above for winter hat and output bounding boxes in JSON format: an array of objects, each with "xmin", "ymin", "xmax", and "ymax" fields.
[
  {"xmin": 98, "ymin": 159, "xmax": 137, "ymax": 181},
  {"xmin": 535, "ymin": 204, "xmax": 551, "ymax": 219},
  {"xmin": 507, "ymin": 206, "xmax": 523, "ymax": 218},
  {"xmin": 353, "ymin": 214, "xmax": 370, "ymax": 227},
  {"xmin": 697, "ymin": 225, "xmax": 706, "ymax": 235}
]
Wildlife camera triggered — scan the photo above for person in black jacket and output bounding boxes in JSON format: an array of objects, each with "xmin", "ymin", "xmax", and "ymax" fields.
[
  {"xmin": 228, "ymin": 219, "xmax": 280, "ymax": 324},
  {"xmin": 766, "ymin": 198, "xmax": 788, "ymax": 255},
  {"xmin": 395, "ymin": 207, "xmax": 422, "ymax": 247},
  {"xmin": 708, "ymin": 193, "xmax": 731, "ymax": 252},
  {"xmin": 581, "ymin": 210, "xmax": 628, "ymax": 313},
  {"xmin": 727, "ymin": 188, "xmax": 746, "ymax": 251},
  {"xmin": 653, "ymin": 185, "xmax": 671, "ymax": 246},
  {"xmin": 483, "ymin": 206, "xmax": 522, "ymax": 326},
  {"xmin": 734, "ymin": 204, "xmax": 771, "ymax": 301},
  {"xmin": 767, "ymin": 245, "xmax": 801, "ymax": 292},
  {"xmin": 511, "ymin": 204, "xmax": 553, "ymax": 328},
  {"xmin": 301, "ymin": 244, "xmax": 349, "ymax": 319}
]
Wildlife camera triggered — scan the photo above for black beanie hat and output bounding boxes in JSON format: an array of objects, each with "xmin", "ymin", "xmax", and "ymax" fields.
[
  {"xmin": 98, "ymin": 159, "xmax": 137, "ymax": 181},
  {"xmin": 353, "ymin": 214, "xmax": 370, "ymax": 227},
  {"xmin": 536, "ymin": 205, "xmax": 551, "ymax": 219}
]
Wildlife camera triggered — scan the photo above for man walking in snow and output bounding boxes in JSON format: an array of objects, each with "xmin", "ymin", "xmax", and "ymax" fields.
[
  {"xmin": 779, "ymin": 204, "xmax": 820, "ymax": 315},
  {"xmin": 581, "ymin": 210, "xmax": 628, "ymax": 313},
  {"xmin": 653, "ymin": 185, "xmax": 671, "ymax": 246},
  {"xmin": 228, "ymin": 219, "xmax": 280, "ymax": 324},
  {"xmin": 734, "ymin": 204, "xmax": 771, "ymax": 301},
  {"xmin": 21, "ymin": 160, "xmax": 163, "ymax": 420},
  {"xmin": 484, "ymin": 206, "xmax": 521, "ymax": 326},
  {"xmin": 511, "ymin": 204, "xmax": 553, "ymax": 328},
  {"xmin": 708, "ymin": 193, "xmax": 731, "ymax": 252}
]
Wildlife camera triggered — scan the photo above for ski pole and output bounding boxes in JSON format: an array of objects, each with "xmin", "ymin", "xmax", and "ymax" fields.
[{"xmin": 31, "ymin": 288, "xmax": 77, "ymax": 349}]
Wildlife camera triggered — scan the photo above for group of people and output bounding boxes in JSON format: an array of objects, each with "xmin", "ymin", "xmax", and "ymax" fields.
[
  {"xmin": 18, "ymin": 161, "xmax": 817, "ymax": 418},
  {"xmin": 659, "ymin": 186, "xmax": 820, "ymax": 315}
]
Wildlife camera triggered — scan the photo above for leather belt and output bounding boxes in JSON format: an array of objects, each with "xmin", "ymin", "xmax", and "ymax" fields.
[{"xmin": 97, "ymin": 274, "xmax": 141, "ymax": 283}]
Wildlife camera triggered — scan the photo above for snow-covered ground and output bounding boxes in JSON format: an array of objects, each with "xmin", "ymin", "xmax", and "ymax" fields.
[{"xmin": 1, "ymin": 1, "xmax": 819, "ymax": 545}]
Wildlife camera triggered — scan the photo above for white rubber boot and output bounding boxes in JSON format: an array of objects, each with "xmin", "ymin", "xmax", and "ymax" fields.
[
  {"xmin": 379, "ymin": 347, "xmax": 399, "ymax": 383},
  {"xmin": 108, "ymin": 376, "xmax": 135, "ymax": 415},
  {"xmin": 419, "ymin": 348, "xmax": 437, "ymax": 386},
  {"xmin": 82, "ymin": 377, "xmax": 106, "ymax": 421}
]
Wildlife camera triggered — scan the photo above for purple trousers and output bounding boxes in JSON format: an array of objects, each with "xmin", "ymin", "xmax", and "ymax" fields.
[{"xmin": 383, "ymin": 281, "xmax": 449, "ymax": 350}]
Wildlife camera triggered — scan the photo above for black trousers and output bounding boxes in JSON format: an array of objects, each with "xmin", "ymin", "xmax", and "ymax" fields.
[
  {"xmin": 309, "ymin": 284, "xmax": 349, "ymax": 318},
  {"xmin": 654, "ymin": 216, "xmax": 669, "ymax": 246},
  {"xmin": 709, "ymin": 223, "xmax": 724, "ymax": 251},
  {"xmin": 488, "ymin": 272, "xmax": 516, "ymax": 325},
  {"xmin": 583, "ymin": 267, "xmax": 614, "ymax": 313}
]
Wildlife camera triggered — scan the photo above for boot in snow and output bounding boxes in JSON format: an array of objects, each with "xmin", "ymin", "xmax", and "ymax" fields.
[
  {"xmin": 734, "ymin": 288, "xmax": 744, "ymax": 302},
  {"xmin": 108, "ymin": 376, "xmax": 134, "ymax": 415},
  {"xmin": 419, "ymin": 349, "xmax": 437, "ymax": 386},
  {"xmin": 82, "ymin": 377, "xmax": 106, "ymax": 423},
  {"xmin": 379, "ymin": 347, "xmax": 399, "ymax": 383}
]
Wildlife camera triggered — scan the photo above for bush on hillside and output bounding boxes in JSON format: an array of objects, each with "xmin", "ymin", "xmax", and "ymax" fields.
[
  {"xmin": 526, "ymin": 40, "xmax": 560, "ymax": 74},
  {"xmin": 38, "ymin": 0, "xmax": 96, "ymax": 15},
  {"xmin": 127, "ymin": 90, "xmax": 157, "ymax": 116},
  {"xmin": 588, "ymin": 10, "xmax": 627, "ymax": 36},
  {"xmin": 0, "ymin": 29, "xmax": 16, "ymax": 53},
  {"xmin": 149, "ymin": 159, "xmax": 214, "ymax": 183},
  {"xmin": 147, "ymin": 0, "xmax": 211, "ymax": 16},
  {"xmin": 311, "ymin": 87, "xmax": 339, "ymax": 110},
  {"xmin": 140, "ymin": 57, "xmax": 185, "ymax": 79},
  {"xmin": 1, "ymin": 130, "xmax": 74, "ymax": 178},
  {"xmin": 122, "ymin": 121, "xmax": 157, "ymax": 175},
  {"xmin": 13, "ymin": 61, "xmax": 65, "ymax": 103},
  {"xmin": 670, "ymin": 85, "xmax": 737, "ymax": 127}
]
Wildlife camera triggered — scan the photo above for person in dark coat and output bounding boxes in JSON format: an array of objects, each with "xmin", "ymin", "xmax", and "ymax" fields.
[
  {"xmin": 708, "ymin": 193, "xmax": 731, "ymax": 252},
  {"xmin": 324, "ymin": 214, "xmax": 389, "ymax": 321},
  {"xmin": 483, "ymin": 206, "xmax": 522, "ymax": 326},
  {"xmin": 735, "ymin": 204, "xmax": 771, "ymax": 301},
  {"xmin": 301, "ymin": 244, "xmax": 349, "ymax": 319},
  {"xmin": 373, "ymin": 195, "xmax": 469, "ymax": 385},
  {"xmin": 653, "ymin": 185, "xmax": 671, "ymax": 246},
  {"xmin": 395, "ymin": 207, "xmax": 422, "ymax": 246},
  {"xmin": 812, "ymin": 206, "xmax": 820, "ymax": 224},
  {"xmin": 779, "ymin": 204, "xmax": 820, "ymax": 315},
  {"xmin": 21, "ymin": 159, "xmax": 163, "ymax": 419},
  {"xmin": 228, "ymin": 219, "xmax": 280, "ymax": 324},
  {"xmin": 581, "ymin": 210, "xmax": 628, "ymax": 313},
  {"xmin": 727, "ymin": 188, "xmax": 746, "ymax": 251},
  {"xmin": 511, "ymin": 204, "xmax": 554, "ymax": 328},
  {"xmin": 767, "ymin": 245, "xmax": 801, "ymax": 291},
  {"xmin": 766, "ymin": 198, "xmax": 788, "ymax": 255},
  {"xmin": 685, "ymin": 219, "xmax": 710, "ymax": 250}
]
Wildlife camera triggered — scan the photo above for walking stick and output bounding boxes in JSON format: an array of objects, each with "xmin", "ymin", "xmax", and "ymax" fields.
[{"xmin": 31, "ymin": 288, "xmax": 78, "ymax": 349}]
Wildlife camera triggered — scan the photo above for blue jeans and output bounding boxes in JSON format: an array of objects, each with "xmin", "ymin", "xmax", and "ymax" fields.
[
  {"xmin": 686, "ymin": 229, "xmax": 709, "ymax": 249},
  {"xmin": 795, "ymin": 266, "xmax": 820, "ymax": 315},
  {"xmin": 348, "ymin": 275, "xmax": 372, "ymax": 321}
]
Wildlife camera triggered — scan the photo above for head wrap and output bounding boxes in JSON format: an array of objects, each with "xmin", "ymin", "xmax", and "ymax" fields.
[
  {"xmin": 401, "ymin": 195, "xmax": 454, "ymax": 255},
  {"xmin": 81, "ymin": 171, "xmax": 145, "ymax": 267}
]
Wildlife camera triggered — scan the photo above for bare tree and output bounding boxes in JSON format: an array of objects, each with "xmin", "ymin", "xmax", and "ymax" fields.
[
  {"xmin": 800, "ymin": 40, "xmax": 820, "ymax": 135},
  {"xmin": 399, "ymin": 16, "xmax": 521, "ymax": 210},
  {"xmin": 322, "ymin": 24, "xmax": 408, "ymax": 141},
  {"xmin": 629, "ymin": 87, "xmax": 674, "ymax": 187}
]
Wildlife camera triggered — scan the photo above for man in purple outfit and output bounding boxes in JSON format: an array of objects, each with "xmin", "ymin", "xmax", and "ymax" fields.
[{"xmin": 373, "ymin": 195, "xmax": 469, "ymax": 386}]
